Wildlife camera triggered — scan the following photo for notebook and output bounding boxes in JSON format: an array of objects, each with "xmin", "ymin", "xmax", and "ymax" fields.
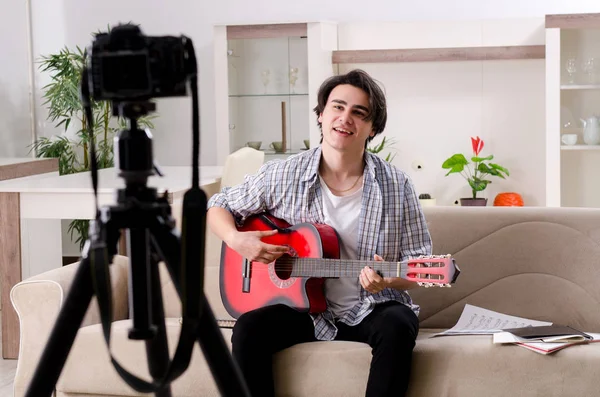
[{"xmin": 501, "ymin": 325, "xmax": 592, "ymax": 343}]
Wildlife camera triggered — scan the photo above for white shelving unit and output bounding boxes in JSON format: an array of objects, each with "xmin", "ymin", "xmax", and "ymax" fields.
[
  {"xmin": 213, "ymin": 22, "xmax": 338, "ymax": 165},
  {"xmin": 546, "ymin": 13, "xmax": 600, "ymax": 208}
]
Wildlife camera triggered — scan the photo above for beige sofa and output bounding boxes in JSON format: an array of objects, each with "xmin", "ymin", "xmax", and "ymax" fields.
[{"xmin": 11, "ymin": 206, "xmax": 600, "ymax": 397}]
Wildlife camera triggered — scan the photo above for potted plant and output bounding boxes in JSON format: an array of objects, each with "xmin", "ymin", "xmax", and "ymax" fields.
[
  {"xmin": 441, "ymin": 136, "xmax": 509, "ymax": 206},
  {"xmin": 31, "ymin": 35, "xmax": 155, "ymax": 249},
  {"xmin": 418, "ymin": 193, "xmax": 436, "ymax": 207},
  {"xmin": 367, "ymin": 136, "xmax": 398, "ymax": 163}
]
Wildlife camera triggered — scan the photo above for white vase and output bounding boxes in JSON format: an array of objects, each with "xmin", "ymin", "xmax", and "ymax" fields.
[{"xmin": 581, "ymin": 116, "xmax": 600, "ymax": 145}]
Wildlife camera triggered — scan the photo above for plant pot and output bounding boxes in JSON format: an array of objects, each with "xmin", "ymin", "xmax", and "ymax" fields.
[
  {"xmin": 460, "ymin": 198, "xmax": 488, "ymax": 207},
  {"xmin": 419, "ymin": 198, "xmax": 437, "ymax": 207}
]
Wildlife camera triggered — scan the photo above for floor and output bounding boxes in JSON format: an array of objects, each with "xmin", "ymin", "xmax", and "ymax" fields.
[{"xmin": 0, "ymin": 315, "xmax": 18, "ymax": 397}]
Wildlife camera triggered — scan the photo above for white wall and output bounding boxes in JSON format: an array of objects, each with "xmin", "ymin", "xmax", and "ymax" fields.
[
  {"xmin": 0, "ymin": 1, "xmax": 34, "ymax": 157},
  {"xmin": 337, "ymin": 19, "xmax": 546, "ymax": 205},
  {"xmin": 1, "ymin": 0, "xmax": 596, "ymax": 167},
  {"xmin": 1, "ymin": 0, "xmax": 600, "ymax": 199}
]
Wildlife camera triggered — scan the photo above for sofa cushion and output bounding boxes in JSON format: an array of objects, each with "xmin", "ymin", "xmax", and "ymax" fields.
[
  {"xmin": 408, "ymin": 330, "xmax": 600, "ymax": 397},
  {"xmin": 56, "ymin": 318, "xmax": 600, "ymax": 397},
  {"xmin": 56, "ymin": 318, "xmax": 373, "ymax": 397}
]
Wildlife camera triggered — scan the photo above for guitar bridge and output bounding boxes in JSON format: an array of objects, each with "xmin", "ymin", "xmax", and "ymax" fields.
[{"xmin": 242, "ymin": 258, "xmax": 251, "ymax": 293}]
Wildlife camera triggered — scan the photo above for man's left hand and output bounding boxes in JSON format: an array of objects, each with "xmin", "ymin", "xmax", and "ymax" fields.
[
  {"xmin": 360, "ymin": 254, "xmax": 420, "ymax": 293},
  {"xmin": 359, "ymin": 254, "xmax": 389, "ymax": 294}
]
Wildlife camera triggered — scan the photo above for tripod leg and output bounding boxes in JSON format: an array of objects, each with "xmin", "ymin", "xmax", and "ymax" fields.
[
  {"xmin": 24, "ymin": 256, "xmax": 95, "ymax": 397},
  {"xmin": 197, "ymin": 293, "xmax": 252, "ymax": 397},
  {"xmin": 146, "ymin": 253, "xmax": 173, "ymax": 397},
  {"xmin": 127, "ymin": 228, "xmax": 173, "ymax": 397},
  {"xmin": 150, "ymin": 225, "xmax": 251, "ymax": 397}
]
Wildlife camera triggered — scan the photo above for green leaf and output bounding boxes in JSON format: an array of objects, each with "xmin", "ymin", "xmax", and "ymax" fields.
[
  {"xmin": 489, "ymin": 163, "xmax": 509, "ymax": 177},
  {"xmin": 442, "ymin": 154, "xmax": 468, "ymax": 175},
  {"xmin": 468, "ymin": 178, "xmax": 490, "ymax": 192},
  {"xmin": 472, "ymin": 155, "xmax": 493, "ymax": 162},
  {"xmin": 67, "ymin": 219, "xmax": 90, "ymax": 251}
]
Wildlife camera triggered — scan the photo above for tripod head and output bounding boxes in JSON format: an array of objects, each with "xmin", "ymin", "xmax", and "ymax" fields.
[{"xmin": 113, "ymin": 101, "xmax": 158, "ymax": 187}]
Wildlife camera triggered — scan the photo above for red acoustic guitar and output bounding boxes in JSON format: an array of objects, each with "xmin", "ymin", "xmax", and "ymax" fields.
[{"xmin": 220, "ymin": 214, "xmax": 460, "ymax": 319}]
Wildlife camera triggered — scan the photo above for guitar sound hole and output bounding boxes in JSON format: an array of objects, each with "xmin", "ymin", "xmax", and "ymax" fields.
[{"xmin": 274, "ymin": 254, "xmax": 293, "ymax": 280}]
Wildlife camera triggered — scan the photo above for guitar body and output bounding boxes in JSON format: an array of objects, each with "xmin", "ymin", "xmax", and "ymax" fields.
[{"xmin": 220, "ymin": 214, "xmax": 340, "ymax": 318}]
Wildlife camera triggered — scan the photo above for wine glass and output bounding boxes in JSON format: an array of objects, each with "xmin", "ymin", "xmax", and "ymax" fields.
[
  {"xmin": 289, "ymin": 67, "xmax": 299, "ymax": 94},
  {"xmin": 565, "ymin": 58, "xmax": 577, "ymax": 84},
  {"xmin": 260, "ymin": 69, "xmax": 270, "ymax": 94},
  {"xmin": 582, "ymin": 58, "xmax": 596, "ymax": 84}
]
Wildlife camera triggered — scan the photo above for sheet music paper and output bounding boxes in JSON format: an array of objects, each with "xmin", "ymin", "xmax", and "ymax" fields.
[{"xmin": 432, "ymin": 304, "xmax": 552, "ymax": 337}]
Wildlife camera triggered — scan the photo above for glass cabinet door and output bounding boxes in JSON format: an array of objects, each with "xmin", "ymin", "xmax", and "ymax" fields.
[{"xmin": 227, "ymin": 36, "xmax": 310, "ymax": 157}]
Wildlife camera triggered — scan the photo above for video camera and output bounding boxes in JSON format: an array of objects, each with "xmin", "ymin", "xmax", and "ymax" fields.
[{"xmin": 86, "ymin": 24, "xmax": 192, "ymax": 102}]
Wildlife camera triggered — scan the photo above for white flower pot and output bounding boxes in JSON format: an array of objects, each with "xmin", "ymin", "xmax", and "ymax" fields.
[{"xmin": 419, "ymin": 198, "xmax": 437, "ymax": 207}]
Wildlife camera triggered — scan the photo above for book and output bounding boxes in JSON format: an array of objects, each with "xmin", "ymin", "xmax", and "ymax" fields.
[
  {"xmin": 493, "ymin": 330, "xmax": 600, "ymax": 355},
  {"xmin": 501, "ymin": 325, "xmax": 592, "ymax": 343},
  {"xmin": 515, "ymin": 334, "xmax": 600, "ymax": 355}
]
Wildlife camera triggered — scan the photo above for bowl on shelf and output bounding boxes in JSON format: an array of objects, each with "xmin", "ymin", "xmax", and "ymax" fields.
[
  {"xmin": 270, "ymin": 141, "xmax": 285, "ymax": 153},
  {"xmin": 246, "ymin": 141, "xmax": 262, "ymax": 150},
  {"xmin": 561, "ymin": 134, "xmax": 578, "ymax": 146}
]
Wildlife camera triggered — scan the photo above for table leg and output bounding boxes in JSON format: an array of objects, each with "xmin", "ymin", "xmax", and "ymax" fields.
[{"xmin": 0, "ymin": 192, "xmax": 21, "ymax": 359}]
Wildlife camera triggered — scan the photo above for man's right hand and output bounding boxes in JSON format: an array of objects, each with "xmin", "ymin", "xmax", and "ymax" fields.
[{"xmin": 226, "ymin": 229, "xmax": 289, "ymax": 264}]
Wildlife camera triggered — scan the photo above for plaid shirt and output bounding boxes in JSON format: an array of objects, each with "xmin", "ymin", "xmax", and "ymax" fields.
[{"xmin": 208, "ymin": 146, "xmax": 432, "ymax": 340}]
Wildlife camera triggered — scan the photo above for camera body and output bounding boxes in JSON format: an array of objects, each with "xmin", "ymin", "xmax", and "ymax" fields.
[{"xmin": 87, "ymin": 24, "xmax": 192, "ymax": 101}]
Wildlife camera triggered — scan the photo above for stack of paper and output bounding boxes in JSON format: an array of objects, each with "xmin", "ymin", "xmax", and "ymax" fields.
[
  {"xmin": 432, "ymin": 304, "xmax": 552, "ymax": 337},
  {"xmin": 431, "ymin": 304, "xmax": 600, "ymax": 355},
  {"xmin": 493, "ymin": 326, "xmax": 600, "ymax": 355}
]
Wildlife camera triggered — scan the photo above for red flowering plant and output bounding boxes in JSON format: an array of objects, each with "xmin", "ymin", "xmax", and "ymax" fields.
[{"xmin": 442, "ymin": 136, "xmax": 509, "ymax": 199}]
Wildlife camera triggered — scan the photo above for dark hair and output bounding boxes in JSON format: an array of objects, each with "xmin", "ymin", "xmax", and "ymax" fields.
[{"xmin": 313, "ymin": 69, "xmax": 387, "ymax": 144}]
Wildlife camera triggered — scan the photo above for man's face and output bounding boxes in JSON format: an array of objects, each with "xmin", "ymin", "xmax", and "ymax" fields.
[{"xmin": 318, "ymin": 84, "xmax": 374, "ymax": 153}]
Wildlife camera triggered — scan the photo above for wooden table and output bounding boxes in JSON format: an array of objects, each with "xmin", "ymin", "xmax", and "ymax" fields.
[{"xmin": 0, "ymin": 165, "xmax": 222, "ymax": 359}]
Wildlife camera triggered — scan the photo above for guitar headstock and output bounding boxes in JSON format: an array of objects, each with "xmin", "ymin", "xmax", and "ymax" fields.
[{"xmin": 405, "ymin": 254, "xmax": 460, "ymax": 288}]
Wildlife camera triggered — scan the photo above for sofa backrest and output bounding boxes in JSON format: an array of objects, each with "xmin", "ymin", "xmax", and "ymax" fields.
[
  {"xmin": 161, "ymin": 206, "xmax": 600, "ymax": 332},
  {"xmin": 411, "ymin": 206, "xmax": 600, "ymax": 331},
  {"xmin": 159, "ymin": 213, "xmax": 234, "ymax": 322}
]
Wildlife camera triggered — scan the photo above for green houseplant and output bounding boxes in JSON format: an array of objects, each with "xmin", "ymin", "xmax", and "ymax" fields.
[
  {"xmin": 31, "ymin": 38, "xmax": 155, "ymax": 249},
  {"xmin": 367, "ymin": 136, "xmax": 397, "ymax": 163},
  {"xmin": 441, "ymin": 136, "xmax": 509, "ymax": 206}
]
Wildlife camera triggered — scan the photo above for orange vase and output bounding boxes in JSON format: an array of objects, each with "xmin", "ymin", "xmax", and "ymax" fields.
[{"xmin": 493, "ymin": 192, "xmax": 524, "ymax": 207}]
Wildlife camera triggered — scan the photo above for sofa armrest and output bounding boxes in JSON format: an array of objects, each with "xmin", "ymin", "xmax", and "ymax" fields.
[{"xmin": 11, "ymin": 255, "xmax": 129, "ymax": 397}]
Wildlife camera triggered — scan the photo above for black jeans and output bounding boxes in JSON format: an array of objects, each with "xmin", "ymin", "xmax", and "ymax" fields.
[{"xmin": 231, "ymin": 301, "xmax": 419, "ymax": 397}]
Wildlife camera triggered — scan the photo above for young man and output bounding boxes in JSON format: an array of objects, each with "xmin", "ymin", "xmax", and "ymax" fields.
[{"xmin": 207, "ymin": 69, "xmax": 432, "ymax": 397}]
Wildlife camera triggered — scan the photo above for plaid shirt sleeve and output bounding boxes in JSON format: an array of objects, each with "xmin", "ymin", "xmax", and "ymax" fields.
[{"xmin": 207, "ymin": 162, "xmax": 272, "ymax": 226}]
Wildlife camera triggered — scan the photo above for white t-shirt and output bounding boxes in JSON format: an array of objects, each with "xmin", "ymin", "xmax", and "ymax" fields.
[{"xmin": 319, "ymin": 175, "xmax": 362, "ymax": 319}]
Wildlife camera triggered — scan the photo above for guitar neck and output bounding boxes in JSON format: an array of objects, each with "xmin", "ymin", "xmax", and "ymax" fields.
[{"xmin": 281, "ymin": 258, "xmax": 407, "ymax": 278}]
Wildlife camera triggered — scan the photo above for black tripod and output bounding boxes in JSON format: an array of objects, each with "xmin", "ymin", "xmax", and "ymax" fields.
[{"xmin": 23, "ymin": 102, "xmax": 251, "ymax": 397}]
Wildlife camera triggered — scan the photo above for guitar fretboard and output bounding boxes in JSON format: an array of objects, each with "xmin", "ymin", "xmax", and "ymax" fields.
[{"xmin": 275, "ymin": 257, "xmax": 407, "ymax": 278}]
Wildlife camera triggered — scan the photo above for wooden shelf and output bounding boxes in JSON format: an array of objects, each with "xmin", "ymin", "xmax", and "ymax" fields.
[
  {"xmin": 229, "ymin": 93, "xmax": 308, "ymax": 98},
  {"xmin": 227, "ymin": 23, "xmax": 307, "ymax": 39},
  {"xmin": 561, "ymin": 145, "xmax": 600, "ymax": 151},
  {"xmin": 546, "ymin": 13, "xmax": 600, "ymax": 29},
  {"xmin": 331, "ymin": 45, "xmax": 545, "ymax": 64}
]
